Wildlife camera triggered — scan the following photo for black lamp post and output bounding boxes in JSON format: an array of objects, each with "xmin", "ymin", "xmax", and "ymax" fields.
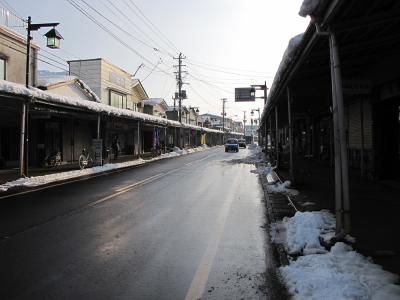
[
  {"xmin": 26, "ymin": 16, "xmax": 62, "ymax": 88},
  {"xmin": 19, "ymin": 16, "xmax": 62, "ymax": 177}
]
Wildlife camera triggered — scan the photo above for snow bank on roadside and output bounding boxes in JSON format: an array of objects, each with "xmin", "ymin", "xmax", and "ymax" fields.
[
  {"xmin": 267, "ymin": 180, "xmax": 299, "ymax": 196},
  {"xmin": 271, "ymin": 210, "xmax": 335, "ymax": 255},
  {"xmin": 271, "ymin": 210, "xmax": 400, "ymax": 299},
  {"xmin": 0, "ymin": 146, "xmax": 210, "ymax": 192},
  {"xmin": 281, "ymin": 242, "xmax": 400, "ymax": 300},
  {"xmin": 231, "ymin": 145, "xmax": 265, "ymax": 164}
]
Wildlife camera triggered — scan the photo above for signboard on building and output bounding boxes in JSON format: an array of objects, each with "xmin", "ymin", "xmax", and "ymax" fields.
[
  {"xmin": 92, "ymin": 139, "xmax": 103, "ymax": 166},
  {"xmin": 235, "ymin": 87, "xmax": 255, "ymax": 102}
]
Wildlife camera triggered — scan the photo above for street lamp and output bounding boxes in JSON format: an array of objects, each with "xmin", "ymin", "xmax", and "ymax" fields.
[
  {"xmin": 20, "ymin": 16, "xmax": 62, "ymax": 177},
  {"xmin": 26, "ymin": 16, "xmax": 63, "ymax": 87}
]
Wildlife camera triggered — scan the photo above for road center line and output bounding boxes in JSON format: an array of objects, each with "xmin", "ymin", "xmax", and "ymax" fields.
[
  {"xmin": 184, "ymin": 174, "xmax": 240, "ymax": 300},
  {"xmin": 114, "ymin": 173, "xmax": 165, "ymax": 193}
]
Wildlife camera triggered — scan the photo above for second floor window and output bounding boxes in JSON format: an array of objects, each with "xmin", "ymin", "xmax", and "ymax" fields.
[
  {"xmin": 109, "ymin": 91, "xmax": 126, "ymax": 109},
  {"xmin": 0, "ymin": 58, "xmax": 5, "ymax": 80}
]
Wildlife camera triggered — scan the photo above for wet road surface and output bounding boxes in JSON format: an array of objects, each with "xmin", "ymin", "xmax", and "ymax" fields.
[{"xmin": 0, "ymin": 147, "xmax": 286, "ymax": 299}]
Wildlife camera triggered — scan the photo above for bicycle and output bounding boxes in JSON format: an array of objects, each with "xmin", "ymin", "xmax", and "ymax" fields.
[{"xmin": 78, "ymin": 148, "xmax": 93, "ymax": 169}]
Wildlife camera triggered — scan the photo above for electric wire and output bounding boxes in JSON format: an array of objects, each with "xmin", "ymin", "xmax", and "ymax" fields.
[
  {"xmin": 124, "ymin": 0, "xmax": 180, "ymax": 54},
  {"xmin": 66, "ymin": 0, "xmax": 174, "ymax": 80},
  {"xmin": 102, "ymin": 0, "xmax": 174, "ymax": 59},
  {"xmin": 75, "ymin": 0, "xmax": 164, "ymax": 56}
]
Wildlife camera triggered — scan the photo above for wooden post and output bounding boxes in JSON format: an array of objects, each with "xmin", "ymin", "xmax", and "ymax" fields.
[{"xmin": 287, "ymin": 87, "xmax": 294, "ymax": 182}]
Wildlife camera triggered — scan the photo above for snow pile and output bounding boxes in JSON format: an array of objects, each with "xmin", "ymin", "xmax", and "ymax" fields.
[
  {"xmin": 0, "ymin": 145, "xmax": 211, "ymax": 192},
  {"xmin": 281, "ymin": 242, "xmax": 400, "ymax": 300},
  {"xmin": 271, "ymin": 210, "xmax": 400, "ymax": 299},
  {"xmin": 272, "ymin": 210, "xmax": 335, "ymax": 255},
  {"xmin": 267, "ymin": 180, "xmax": 299, "ymax": 196},
  {"xmin": 240, "ymin": 146, "xmax": 265, "ymax": 164},
  {"xmin": 250, "ymin": 165, "xmax": 276, "ymax": 175},
  {"xmin": 172, "ymin": 147, "xmax": 187, "ymax": 155}
]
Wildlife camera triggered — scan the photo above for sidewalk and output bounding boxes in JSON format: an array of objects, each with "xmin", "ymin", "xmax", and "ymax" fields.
[{"xmin": 277, "ymin": 157, "xmax": 400, "ymax": 275}]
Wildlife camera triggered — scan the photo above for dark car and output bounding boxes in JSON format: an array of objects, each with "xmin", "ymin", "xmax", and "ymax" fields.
[
  {"xmin": 225, "ymin": 138, "xmax": 239, "ymax": 152},
  {"xmin": 238, "ymin": 139, "xmax": 246, "ymax": 148}
]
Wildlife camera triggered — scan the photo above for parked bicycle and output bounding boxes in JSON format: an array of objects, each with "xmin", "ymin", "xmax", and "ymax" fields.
[
  {"xmin": 79, "ymin": 148, "xmax": 93, "ymax": 169},
  {"xmin": 43, "ymin": 151, "xmax": 62, "ymax": 167}
]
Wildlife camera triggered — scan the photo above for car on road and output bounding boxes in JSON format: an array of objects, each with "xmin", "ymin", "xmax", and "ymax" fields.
[
  {"xmin": 225, "ymin": 138, "xmax": 239, "ymax": 152},
  {"xmin": 238, "ymin": 139, "xmax": 246, "ymax": 148}
]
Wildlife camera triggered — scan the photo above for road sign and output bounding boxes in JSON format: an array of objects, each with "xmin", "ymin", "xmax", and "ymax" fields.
[{"xmin": 235, "ymin": 87, "xmax": 255, "ymax": 102}]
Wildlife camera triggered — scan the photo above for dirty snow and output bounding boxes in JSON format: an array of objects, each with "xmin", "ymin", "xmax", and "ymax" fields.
[
  {"xmin": 0, "ymin": 146, "xmax": 211, "ymax": 192},
  {"xmin": 267, "ymin": 180, "xmax": 299, "ymax": 196},
  {"xmin": 230, "ymin": 145, "xmax": 265, "ymax": 164},
  {"xmin": 271, "ymin": 210, "xmax": 400, "ymax": 299},
  {"xmin": 271, "ymin": 210, "xmax": 335, "ymax": 255}
]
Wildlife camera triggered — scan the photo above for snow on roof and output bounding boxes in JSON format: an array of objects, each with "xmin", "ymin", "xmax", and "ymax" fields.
[
  {"xmin": 142, "ymin": 98, "xmax": 165, "ymax": 106},
  {"xmin": 262, "ymin": 33, "xmax": 304, "ymax": 120},
  {"xmin": 37, "ymin": 75, "xmax": 101, "ymax": 103},
  {"xmin": 299, "ymin": 0, "xmax": 323, "ymax": 17},
  {"xmin": 37, "ymin": 75, "xmax": 76, "ymax": 87},
  {"xmin": 0, "ymin": 80, "xmax": 222, "ymax": 134}
]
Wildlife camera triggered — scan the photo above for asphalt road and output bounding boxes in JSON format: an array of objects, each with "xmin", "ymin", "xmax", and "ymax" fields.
[{"xmin": 0, "ymin": 147, "xmax": 286, "ymax": 300}]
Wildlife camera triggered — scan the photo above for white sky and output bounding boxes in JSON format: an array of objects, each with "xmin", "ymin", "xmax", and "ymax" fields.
[{"xmin": 11, "ymin": 0, "xmax": 309, "ymax": 122}]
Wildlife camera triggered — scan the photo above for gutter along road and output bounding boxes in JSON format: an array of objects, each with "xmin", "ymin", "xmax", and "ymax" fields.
[{"xmin": 0, "ymin": 147, "xmax": 285, "ymax": 299}]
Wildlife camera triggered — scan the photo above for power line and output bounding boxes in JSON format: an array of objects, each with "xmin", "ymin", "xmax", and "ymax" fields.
[
  {"xmin": 125, "ymin": 0, "xmax": 180, "ymax": 54},
  {"xmin": 186, "ymin": 58, "xmax": 273, "ymax": 75},
  {"xmin": 186, "ymin": 61, "xmax": 272, "ymax": 78},
  {"xmin": 101, "ymin": 0, "xmax": 174, "ymax": 58},
  {"xmin": 75, "ymin": 0, "xmax": 164, "ymax": 55},
  {"xmin": 141, "ymin": 59, "xmax": 162, "ymax": 82},
  {"xmin": 0, "ymin": 0, "xmax": 24, "ymax": 20},
  {"xmin": 187, "ymin": 85, "xmax": 220, "ymax": 111},
  {"xmin": 66, "ymin": 0, "xmax": 174, "ymax": 79}
]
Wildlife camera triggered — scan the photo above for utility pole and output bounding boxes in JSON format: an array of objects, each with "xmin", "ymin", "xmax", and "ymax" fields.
[
  {"xmin": 221, "ymin": 98, "xmax": 227, "ymax": 137},
  {"xmin": 243, "ymin": 111, "xmax": 246, "ymax": 135},
  {"xmin": 174, "ymin": 53, "xmax": 186, "ymax": 123},
  {"xmin": 174, "ymin": 52, "xmax": 186, "ymax": 147}
]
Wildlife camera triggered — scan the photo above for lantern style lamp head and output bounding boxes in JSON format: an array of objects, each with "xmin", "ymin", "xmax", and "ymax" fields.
[
  {"xmin": 44, "ymin": 28, "xmax": 63, "ymax": 49},
  {"xmin": 251, "ymin": 110, "xmax": 254, "ymax": 116}
]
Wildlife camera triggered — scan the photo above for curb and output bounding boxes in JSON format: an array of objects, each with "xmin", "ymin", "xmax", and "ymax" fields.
[
  {"xmin": 0, "ymin": 148, "xmax": 216, "ymax": 199},
  {"xmin": 259, "ymin": 172, "xmax": 291, "ymax": 267}
]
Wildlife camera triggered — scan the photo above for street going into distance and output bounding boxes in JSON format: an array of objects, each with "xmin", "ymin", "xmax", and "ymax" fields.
[{"xmin": 0, "ymin": 147, "xmax": 285, "ymax": 299}]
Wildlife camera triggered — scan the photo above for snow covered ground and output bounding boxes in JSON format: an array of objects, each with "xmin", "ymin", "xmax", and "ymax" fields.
[
  {"xmin": 0, "ymin": 145, "xmax": 212, "ymax": 192},
  {"xmin": 271, "ymin": 210, "xmax": 400, "ymax": 300}
]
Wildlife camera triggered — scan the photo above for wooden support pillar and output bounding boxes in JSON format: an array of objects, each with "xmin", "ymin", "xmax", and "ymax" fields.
[
  {"xmin": 275, "ymin": 106, "xmax": 279, "ymax": 168},
  {"xmin": 137, "ymin": 121, "xmax": 141, "ymax": 157},
  {"xmin": 19, "ymin": 102, "xmax": 26, "ymax": 177},
  {"xmin": 97, "ymin": 115, "xmax": 101, "ymax": 139},
  {"xmin": 287, "ymin": 87, "xmax": 294, "ymax": 182},
  {"xmin": 360, "ymin": 99, "xmax": 365, "ymax": 176}
]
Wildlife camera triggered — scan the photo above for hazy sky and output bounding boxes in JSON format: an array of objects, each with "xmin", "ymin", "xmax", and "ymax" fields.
[{"xmin": 11, "ymin": 0, "xmax": 309, "ymax": 122}]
